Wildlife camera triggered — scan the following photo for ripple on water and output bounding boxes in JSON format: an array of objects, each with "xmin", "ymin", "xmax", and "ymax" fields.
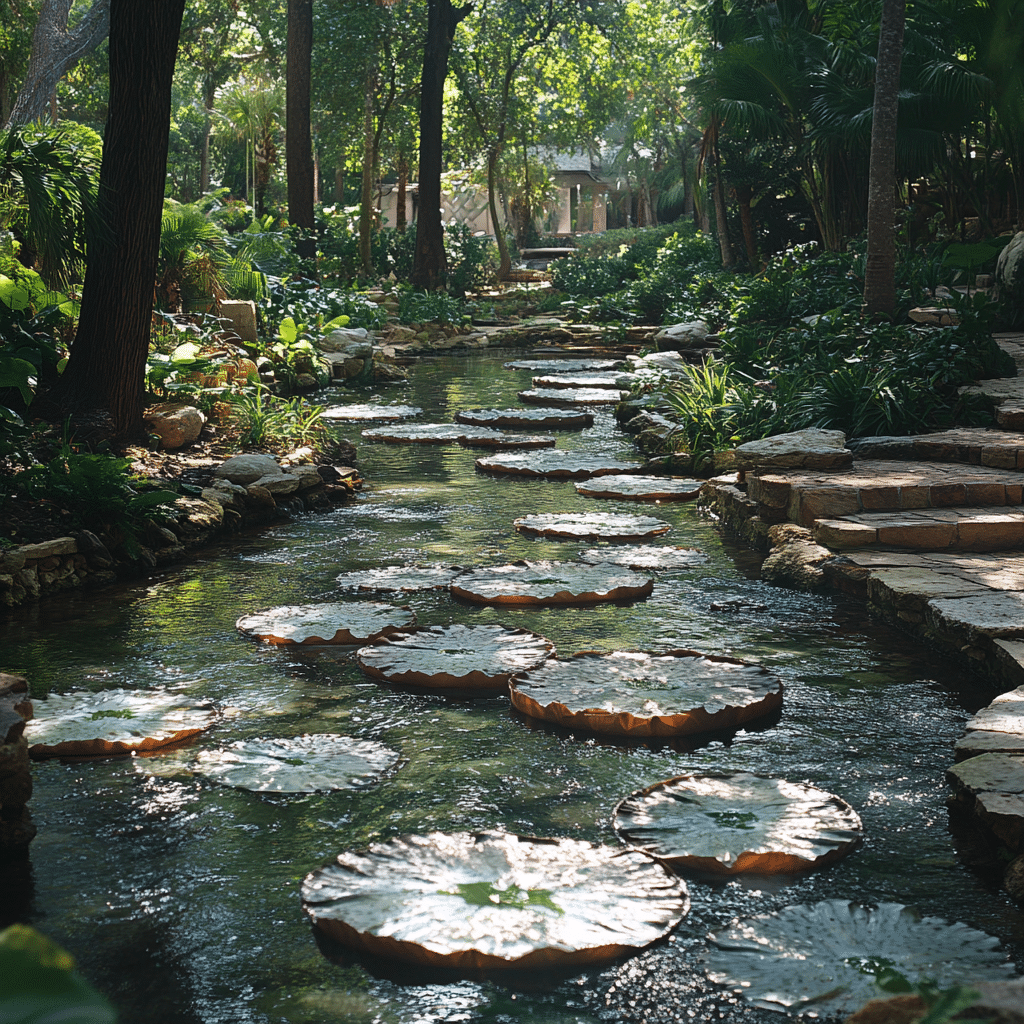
[{"xmin": 4, "ymin": 352, "xmax": 1022, "ymax": 1024}]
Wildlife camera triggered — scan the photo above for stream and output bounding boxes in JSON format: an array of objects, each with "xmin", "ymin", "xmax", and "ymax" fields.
[{"xmin": 3, "ymin": 351, "xmax": 1023, "ymax": 1023}]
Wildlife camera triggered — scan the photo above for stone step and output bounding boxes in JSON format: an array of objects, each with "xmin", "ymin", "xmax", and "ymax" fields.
[
  {"xmin": 813, "ymin": 507, "xmax": 1024, "ymax": 552},
  {"xmin": 747, "ymin": 460, "xmax": 1024, "ymax": 527},
  {"xmin": 847, "ymin": 427, "xmax": 1024, "ymax": 467}
]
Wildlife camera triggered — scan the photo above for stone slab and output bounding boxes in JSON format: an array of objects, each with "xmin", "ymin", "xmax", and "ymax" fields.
[
  {"xmin": 928, "ymin": 591, "xmax": 1024, "ymax": 640},
  {"xmin": 812, "ymin": 508, "xmax": 1024, "ymax": 552}
]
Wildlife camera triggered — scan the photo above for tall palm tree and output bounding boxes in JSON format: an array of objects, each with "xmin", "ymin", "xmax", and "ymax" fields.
[
  {"xmin": 217, "ymin": 77, "xmax": 284, "ymax": 216},
  {"xmin": 863, "ymin": 0, "xmax": 905, "ymax": 317}
]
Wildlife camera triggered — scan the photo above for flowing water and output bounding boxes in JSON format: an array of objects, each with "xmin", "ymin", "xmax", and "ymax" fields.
[{"xmin": 3, "ymin": 353, "xmax": 1023, "ymax": 1023}]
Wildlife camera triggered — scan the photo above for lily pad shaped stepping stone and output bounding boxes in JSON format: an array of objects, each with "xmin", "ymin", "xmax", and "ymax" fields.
[
  {"xmin": 580, "ymin": 546, "xmax": 708, "ymax": 571},
  {"xmin": 504, "ymin": 358, "xmax": 622, "ymax": 372},
  {"xmin": 236, "ymin": 602, "xmax": 415, "ymax": 645},
  {"xmin": 613, "ymin": 774, "xmax": 862, "ymax": 875},
  {"xmin": 456, "ymin": 433, "xmax": 556, "ymax": 451},
  {"xmin": 519, "ymin": 387, "xmax": 628, "ymax": 406},
  {"xmin": 192, "ymin": 734, "xmax": 398, "ymax": 792},
  {"xmin": 532, "ymin": 374, "xmax": 633, "ymax": 390},
  {"xmin": 451, "ymin": 561, "xmax": 653, "ymax": 606},
  {"xmin": 576, "ymin": 475, "xmax": 703, "ymax": 502},
  {"xmin": 477, "ymin": 452, "xmax": 641, "ymax": 480},
  {"xmin": 335, "ymin": 565, "xmax": 466, "ymax": 593},
  {"xmin": 706, "ymin": 900, "xmax": 1014, "ymax": 1017},
  {"xmin": 362, "ymin": 423, "xmax": 501, "ymax": 444},
  {"xmin": 515, "ymin": 512, "xmax": 671, "ymax": 541},
  {"xmin": 357, "ymin": 624, "xmax": 554, "ymax": 691},
  {"xmin": 456, "ymin": 408, "xmax": 594, "ymax": 430},
  {"xmin": 321, "ymin": 404, "xmax": 422, "ymax": 421},
  {"xmin": 509, "ymin": 650, "xmax": 783, "ymax": 738},
  {"xmin": 301, "ymin": 830, "xmax": 688, "ymax": 973},
  {"xmin": 27, "ymin": 688, "xmax": 218, "ymax": 758}
]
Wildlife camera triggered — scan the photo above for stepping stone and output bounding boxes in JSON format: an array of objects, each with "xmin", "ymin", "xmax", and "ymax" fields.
[
  {"xmin": 361, "ymin": 423, "xmax": 501, "ymax": 444},
  {"xmin": 26, "ymin": 688, "xmax": 218, "ymax": 759},
  {"xmin": 518, "ymin": 387, "xmax": 628, "ymax": 406},
  {"xmin": 236, "ymin": 602, "xmax": 415, "ymax": 645},
  {"xmin": 848, "ymin": 428, "xmax": 1024, "ymax": 469},
  {"xmin": 579, "ymin": 546, "xmax": 708, "ymax": 570},
  {"xmin": 514, "ymin": 512, "xmax": 671, "ymax": 541},
  {"xmin": 747, "ymin": 460, "xmax": 1024, "ymax": 527},
  {"xmin": 509, "ymin": 649, "xmax": 783, "ymax": 738},
  {"xmin": 706, "ymin": 900, "xmax": 1013, "ymax": 1017},
  {"xmin": 335, "ymin": 565, "xmax": 466, "ymax": 593},
  {"xmin": 734, "ymin": 429, "xmax": 852, "ymax": 471},
  {"xmin": 531, "ymin": 374, "xmax": 636, "ymax": 390},
  {"xmin": 613, "ymin": 773, "xmax": 862, "ymax": 874},
  {"xmin": 455, "ymin": 408, "xmax": 594, "ymax": 430},
  {"xmin": 301, "ymin": 831, "xmax": 688, "ymax": 974},
  {"xmin": 357, "ymin": 623, "xmax": 554, "ymax": 691},
  {"xmin": 956, "ymin": 685, "xmax": 1024, "ymax": 759},
  {"xmin": 450, "ymin": 561, "xmax": 653, "ymax": 606},
  {"xmin": 948, "ymin": 752, "xmax": 1024, "ymax": 852},
  {"xmin": 190, "ymin": 735, "xmax": 398, "ymax": 792},
  {"xmin": 813, "ymin": 507, "xmax": 1024, "ymax": 552},
  {"xmin": 456, "ymin": 433, "xmax": 556, "ymax": 451},
  {"xmin": 476, "ymin": 452, "xmax": 641, "ymax": 480},
  {"xmin": 504, "ymin": 358, "xmax": 623, "ymax": 372},
  {"xmin": 575, "ymin": 475, "xmax": 702, "ymax": 502},
  {"xmin": 321, "ymin": 404, "xmax": 422, "ymax": 421}
]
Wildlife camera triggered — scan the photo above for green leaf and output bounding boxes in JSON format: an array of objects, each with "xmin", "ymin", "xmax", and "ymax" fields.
[
  {"xmin": 0, "ymin": 273, "xmax": 31, "ymax": 311},
  {"xmin": 278, "ymin": 316, "xmax": 299, "ymax": 344},
  {"xmin": 440, "ymin": 881, "xmax": 564, "ymax": 915},
  {"xmin": 0, "ymin": 924, "xmax": 116, "ymax": 1024}
]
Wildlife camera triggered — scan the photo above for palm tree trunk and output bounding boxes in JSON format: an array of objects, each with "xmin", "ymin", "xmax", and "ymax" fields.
[
  {"xmin": 359, "ymin": 67, "xmax": 376, "ymax": 275},
  {"xmin": 863, "ymin": 0, "xmax": 905, "ymax": 318}
]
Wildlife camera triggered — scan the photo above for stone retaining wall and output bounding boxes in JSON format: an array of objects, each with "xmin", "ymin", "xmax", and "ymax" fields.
[
  {"xmin": 0, "ymin": 672, "xmax": 33, "ymax": 862},
  {"xmin": 0, "ymin": 470, "xmax": 359, "ymax": 610}
]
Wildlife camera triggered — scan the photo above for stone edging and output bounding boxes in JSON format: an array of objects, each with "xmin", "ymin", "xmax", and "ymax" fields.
[{"xmin": 0, "ymin": 464, "xmax": 360, "ymax": 610}]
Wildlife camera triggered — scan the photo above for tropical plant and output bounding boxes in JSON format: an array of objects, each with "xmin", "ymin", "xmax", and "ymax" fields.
[
  {"xmin": 228, "ymin": 386, "xmax": 326, "ymax": 447},
  {"xmin": 0, "ymin": 122, "xmax": 103, "ymax": 289}
]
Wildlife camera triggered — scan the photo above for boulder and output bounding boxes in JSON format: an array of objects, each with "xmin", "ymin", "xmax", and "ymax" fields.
[
  {"xmin": 653, "ymin": 320, "xmax": 710, "ymax": 351},
  {"xmin": 143, "ymin": 403, "xmax": 205, "ymax": 450},
  {"xmin": 996, "ymin": 231, "xmax": 1024, "ymax": 313},
  {"xmin": 284, "ymin": 465, "xmax": 323, "ymax": 491},
  {"xmin": 734, "ymin": 428, "xmax": 852, "ymax": 471},
  {"xmin": 319, "ymin": 327, "xmax": 373, "ymax": 359},
  {"xmin": 216, "ymin": 300, "xmax": 258, "ymax": 343},
  {"xmin": 245, "ymin": 483, "xmax": 276, "ymax": 509},
  {"xmin": 215, "ymin": 453, "xmax": 282, "ymax": 485},
  {"xmin": 253, "ymin": 472, "xmax": 300, "ymax": 495},
  {"xmin": 762, "ymin": 523, "xmax": 835, "ymax": 592}
]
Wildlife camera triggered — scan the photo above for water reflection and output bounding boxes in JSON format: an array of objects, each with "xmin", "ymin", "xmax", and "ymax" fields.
[{"xmin": 2, "ymin": 354, "xmax": 1022, "ymax": 1023}]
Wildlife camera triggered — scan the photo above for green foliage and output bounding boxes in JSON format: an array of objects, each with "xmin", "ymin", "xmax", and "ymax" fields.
[
  {"xmin": 0, "ymin": 924, "xmax": 116, "ymax": 1024},
  {"xmin": 266, "ymin": 278, "xmax": 388, "ymax": 334},
  {"xmin": 13, "ymin": 444, "xmax": 178, "ymax": 544},
  {"xmin": 228, "ymin": 387, "xmax": 326, "ymax": 447},
  {"xmin": 397, "ymin": 288, "xmax": 465, "ymax": 326},
  {"xmin": 661, "ymin": 359, "xmax": 748, "ymax": 470},
  {"xmin": 0, "ymin": 122, "xmax": 103, "ymax": 289},
  {"xmin": 875, "ymin": 970, "xmax": 986, "ymax": 1024}
]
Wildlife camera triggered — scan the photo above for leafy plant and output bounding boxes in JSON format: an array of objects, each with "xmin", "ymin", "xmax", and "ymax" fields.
[
  {"xmin": 228, "ymin": 386, "xmax": 325, "ymax": 447},
  {"xmin": 396, "ymin": 288, "xmax": 465, "ymax": 325},
  {"xmin": 875, "ymin": 970, "xmax": 988, "ymax": 1024},
  {"xmin": 0, "ymin": 924, "xmax": 115, "ymax": 1024},
  {"xmin": 15, "ymin": 443, "xmax": 178, "ymax": 548}
]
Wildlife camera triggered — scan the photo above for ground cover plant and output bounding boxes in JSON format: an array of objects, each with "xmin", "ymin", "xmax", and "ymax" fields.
[{"xmin": 546, "ymin": 225, "xmax": 1018, "ymax": 468}]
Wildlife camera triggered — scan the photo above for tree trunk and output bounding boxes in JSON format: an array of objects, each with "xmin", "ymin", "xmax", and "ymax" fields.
[
  {"xmin": 359, "ymin": 67, "xmax": 376, "ymax": 275},
  {"xmin": 199, "ymin": 79, "xmax": 216, "ymax": 196},
  {"xmin": 487, "ymin": 148, "xmax": 511, "ymax": 280},
  {"xmin": 286, "ymin": 0, "xmax": 314, "ymax": 235},
  {"xmin": 6, "ymin": 0, "xmax": 110, "ymax": 127},
  {"xmin": 411, "ymin": 0, "xmax": 471, "ymax": 290},
  {"xmin": 396, "ymin": 154, "xmax": 408, "ymax": 232},
  {"xmin": 736, "ymin": 183, "xmax": 759, "ymax": 269},
  {"xmin": 862, "ymin": 0, "xmax": 905, "ymax": 318},
  {"xmin": 711, "ymin": 132, "xmax": 734, "ymax": 268},
  {"xmin": 49, "ymin": 0, "xmax": 185, "ymax": 439}
]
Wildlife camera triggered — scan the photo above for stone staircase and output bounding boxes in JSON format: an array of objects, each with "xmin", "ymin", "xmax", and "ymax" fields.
[{"xmin": 700, "ymin": 337, "xmax": 1024, "ymax": 882}]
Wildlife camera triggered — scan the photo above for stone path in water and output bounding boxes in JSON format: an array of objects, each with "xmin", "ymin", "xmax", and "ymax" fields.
[{"xmin": 703, "ymin": 332, "xmax": 1024, "ymax": 869}]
